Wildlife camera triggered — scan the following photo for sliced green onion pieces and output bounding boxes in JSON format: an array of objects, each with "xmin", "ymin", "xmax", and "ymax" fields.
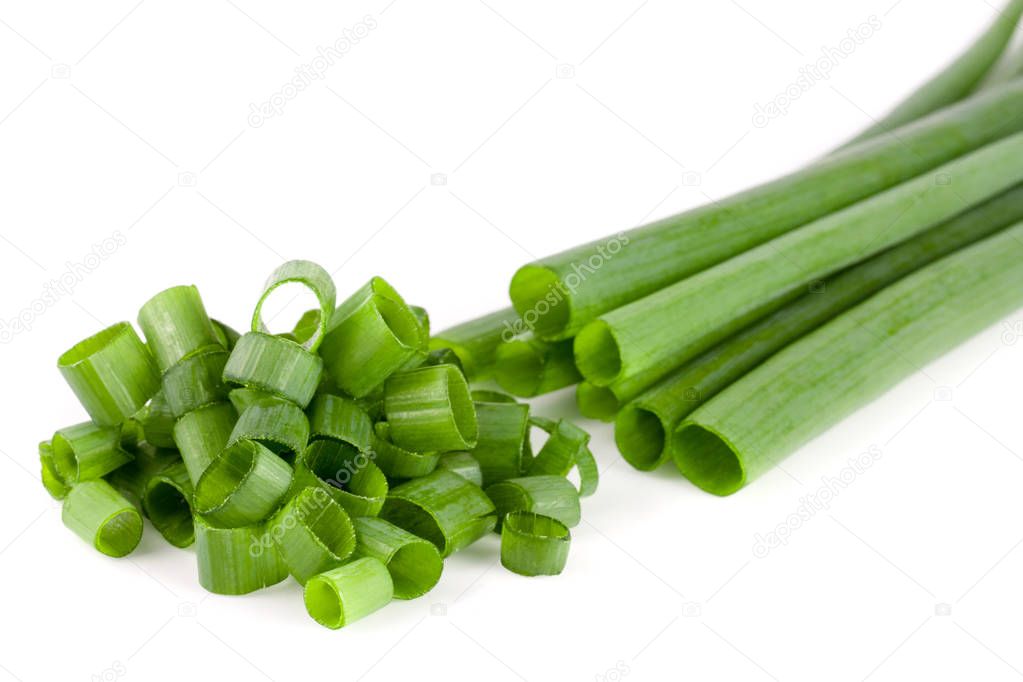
[
  {"xmin": 138, "ymin": 285, "xmax": 221, "ymax": 372},
  {"xmin": 223, "ymin": 332, "xmax": 323, "ymax": 408},
  {"xmin": 494, "ymin": 336, "xmax": 581, "ymax": 397},
  {"xmin": 162, "ymin": 347, "xmax": 230, "ymax": 417},
  {"xmin": 429, "ymin": 307, "xmax": 521, "ymax": 381},
  {"xmin": 437, "ymin": 451, "xmax": 483, "ymax": 487},
  {"xmin": 211, "ymin": 318, "xmax": 240, "ymax": 350},
  {"xmin": 529, "ymin": 416, "xmax": 598, "ymax": 498},
  {"xmin": 143, "ymin": 461, "xmax": 195, "ymax": 548},
  {"xmin": 371, "ymin": 422, "xmax": 439, "ymax": 480},
  {"xmin": 229, "ymin": 397, "xmax": 309, "ymax": 464},
  {"xmin": 39, "ymin": 441, "xmax": 69, "ymax": 500},
  {"xmin": 194, "ymin": 439, "xmax": 293, "ymax": 528},
  {"xmin": 62, "ymin": 480, "xmax": 143, "ymax": 558},
  {"xmin": 304, "ymin": 557, "xmax": 394, "ymax": 630},
  {"xmin": 252, "ymin": 260, "xmax": 337, "ymax": 352},
  {"xmin": 486, "ymin": 476, "xmax": 581, "ymax": 529},
  {"xmin": 172, "ymin": 402, "xmax": 237, "ymax": 485},
  {"xmin": 137, "ymin": 390, "xmax": 177, "ymax": 448},
  {"xmin": 500, "ymin": 511, "xmax": 570, "ymax": 577},
  {"xmin": 381, "ymin": 470, "xmax": 496, "ymax": 557},
  {"xmin": 308, "ymin": 394, "xmax": 372, "ymax": 451},
  {"xmin": 354, "ymin": 516, "xmax": 443, "ymax": 600},
  {"xmin": 384, "ymin": 365, "xmax": 478, "ymax": 452},
  {"xmin": 268, "ymin": 487, "xmax": 356, "ymax": 585},
  {"xmin": 58, "ymin": 322, "xmax": 160, "ymax": 426},
  {"xmin": 469, "ymin": 399, "xmax": 530, "ymax": 487},
  {"xmin": 292, "ymin": 440, "xmax": 388, "ymax": 517},
  {"xmin": 52, "ymin": 422, "xmax": 131, "ymax": 484},
  {"xmin": 194, "ymin": 514, "xmax": 288, "ymax": 595}
]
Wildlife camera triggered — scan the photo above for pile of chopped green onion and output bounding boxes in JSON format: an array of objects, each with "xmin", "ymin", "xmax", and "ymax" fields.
[{"xmin": 44, "ymin": 261, "xmax": 596, "ymax": 629}]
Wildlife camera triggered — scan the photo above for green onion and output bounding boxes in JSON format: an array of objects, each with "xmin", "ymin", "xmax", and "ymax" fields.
[
  {"xmin": 384, "ymin": 365, "xmax": 478, "ymax": 452},
  {"xmin": 104, "ymin": 441, "xmax": 179, "ymax": 511},
  {"xmin": 62, "ymin": 480, "xmax": 143, "ymax": 558},
  {"xmin": 493, "ymin": 336, "xmax": 581, "ymax": 397},
  {"xmin": 194, "ymin": 514, "xmax": 289, "ymax": 595},
  {"xmin": 429, "ymin": 307, "xmax": 521, "ymax": 381},
  {"xmin": 267, "ymin": 487, "xmax": 356, "ymax": 585},
  {"xmin": 136, "ymin": 390, "xmax": 177, "ymax": 448},
  {"xmin": 287, "ymin": 308, "xmax": 321, "ymax": 346},
  {"xmin": 673, "ymin": 220, "xmax": 1023, "ymax": 495},
  {"xmin": 223, "ymin": 332, "xmax": 323, "ymax": 408},
  {"xmin": 291, "ymin": 440, "xmax": 388, "ymax": 517},
  {"xmin": 371, "ymin": 422, "xmax": 440, "ymax": 480},
  {"xmin": 39, "ymin": 441, "xmax": 69, "ymax": 500},
  {"xmin": 486, "ymin": 476, "xmax": 581, "ymax": 529},
  {"xmin": 436, "ymin": 451, "xmax": 483, "ymax": 487},
  {"xmin": 211, "ymin": 318, "xmax": 241, "ymax": 350},
  {"xmin": 527, "ymin": 417, "xmax": 594, "ymax": 488},
  {"xmin": 252, "ymin": 260, "xmax": 337, "ymax": 352},
  {"xmin": 409, "ymin": 305, "xmax": 430, "ymax": 337},
  {"xmin": 500, "ymin": 512, "xmax": 570, "ymax": 577},
  {"xmin": 510, "ymin": 80, "xmax": 1023, "ymax": 341},
  {"xmin": 840, "ymin": 0, "xmax": 1023, "ymax": 148},
  {"xmin": 421, "ymin": 347, "xmax": 465, "ymax": 375},
  {"xmin": 468, "ymin": 399, "xmax": 530, "ymax": 487},
  {"xmin": 142, "ymin": 461, "xmax": 195, "ymax": 547},
  {"xmin": 58, "ymin": 322, "xmax": 160, "ymax": 426},
  {"xmin": 228, "ymin": 396, "xmax": 309, "ymax": 464},
  {"xmin": 172, "ymin": 401, "xmax": 237, "ymax": 484},
  {"xmin": 381, "ymin": 469, "xmax": 496, "ymax": 557},
  {"xmin": 162, "ymin": 347, "xmax": 231, "ymax": 417},
  {"xmin": 617, "ymin": 182, "xmax": 1023, "ymax": 471},
  {"xmin": 575, "ymin": 132, "xmax": 1023, "ymax": 392},
  {"xmin": 304, "ymin": 557, "xmax": 393, "ymax": 629},
  {"xmin": 194, "ymin": 439, "xmax": 293, "ymax": 527},
  {"xmin": 52, "ymin": 422, "xmax": 131, "ymax": 484},
  {"xmin": 138, "ymin": 285, "xmax": 221, "ymax": 372},
  {"xmin": 308, "ymin": 394, "xmax": 372, "ymax": 452},
  {"xmin": 576, "ymin": 382, "xmax": 620, "ymax": 422},
  {"xmin": 320, "ymin": 278, "xmax": 423, "ymax": 398},
  {"xmin": 353, "ymin": 516, "xmax": 443, "ymax": 600}
]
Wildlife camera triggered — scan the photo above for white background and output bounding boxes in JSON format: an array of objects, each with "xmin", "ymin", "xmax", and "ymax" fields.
[{"xmin": 2, "ymin": 1, "xmax": 1023, "ymax": 680}]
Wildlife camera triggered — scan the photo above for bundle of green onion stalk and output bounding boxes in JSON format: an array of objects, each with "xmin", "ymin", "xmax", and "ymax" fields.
[
  {"xmin": 44, "ymin": 262, "xmax": 597, "ymax": 629},
  {"xmin": 447, "ymin": 1, "xmax": 1023, "ymax": 493}
]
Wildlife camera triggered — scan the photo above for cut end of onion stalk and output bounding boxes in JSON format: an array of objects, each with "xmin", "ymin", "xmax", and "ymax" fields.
[
  {"xmin": 671, "ymin": 422, "xmax": 745, "ymax": 496},
  {"xmin": 575, "ymin": 382, "xmax": 620, "ymax": 422},
  {"xmin": 572, "ymin": 320, "xmax": 623, "ymax": 386},
  {"xmin": 614, "ymin": 404, "xmax": 670, "ymax": 472},
  {"xmin": 509, "ymin": 264, "xmax": 572, "ymax": 339}
]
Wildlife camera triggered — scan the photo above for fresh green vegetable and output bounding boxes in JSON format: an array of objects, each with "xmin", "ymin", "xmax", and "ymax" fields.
[
  {"xmin": 371, "ymin": 422, "xmax": 440, "ymax": 480},
  {"xmin": 39, "ymin": 441, "xmax": 69, "ymax": 500},
  {"xmin": 291, "ymin": 440, "xmax": 388, "ymax": 517},
  {"xmin": 304, "ymin": 557, "xmax": 393, "ymax": 629},
  {"xmin": 161, "ymin": 347, "xmax": 230, "ymax": 417},
  {"xmin": 308, "ymin": 394, "xmax": 372, "ymax": 451},
  {"xmin": 436, "ymin": 451, "xmax": 483, "ymax": 487},
  {"xmin": 193, "ymin": 439, "xmax": 292, "ymax": 528},
  {"xmin": 616, "ymin": 182, "xmax": 1023, "ymax": 470},
  {"xmin": 354, "ymin": 516, "xmax": 443, "ymax": 600},
  {"xmin": 528, "ymin": 416, "xmax": 599, "ymax": 498},
  {"xmin": 62, "ymin": 480, "xmax": 143, "ymax": 558},
  {"xmin": 136, "ymin": 390, "xmax": 177, "ymax": 449},
  {"xmin": 228, "ymin": 396, "xmax": 309, "ymax": 464},
  {"xmin": 500, "ymin": 511, "xmax": 570, "ymax": 577},
  {"xmin": 575, "ymin": 132, "xmax": 1023, "ymax": 395},
  {"xmin": 268, "ymin": 487, "xmax": 356, "ymax": 585},
  {"xmin": 384, "ymin": 365, "xmax": 478, "ymax": 452},
  {"xmin": 223, "ymin": 332, "xmax": 323, "ymax": 408},
  {"xmin": 143, "ymin": 461, "xmax": 195, "ymax": 548},
  {"xmin": 429, "ymin": 307, "xmax": 522, "ymax": 381},
  {"xmin": 172, "ymin": 401, "xmax": 237, "ymax": 484},
  {"xmin": 52, "ymin": 422, "xmax": 131, "ymax": 484},
  {"xmin": 252, "ymin": 260, "xmax": 336, "ymax": 352},
  {"xmin": 674, "ymin": 220, "xmax": 1023, "ymax": 495},
  {"xmin": 486, "ymin": 475, "xmax": 581, "ymax": 528},
  {"xmin": 468, "ymin": 398, "xmax": 530, "ymax": 487},
  {"xmin": 195, "ymin": 514, "xmax": 289, "ymax": 595},
  {"xmin": 511, "ymin": 80, "xmax": 1023, "ymax": 340},
  {"xmin": 494, "ymin": 336, "xmax": 581, "ymax": 397},
  {"xmin": 138, "ymin": 285, "xmax": 221, "ymax": 372}
]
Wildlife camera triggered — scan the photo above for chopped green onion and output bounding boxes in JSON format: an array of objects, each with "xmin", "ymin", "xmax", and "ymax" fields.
[
  {"xmin": 500, "ymin": 511, "xmax": 570, "ymax": 577},
  {"xmin": 409, "ymin": 305, "xmax": 430, "ymax": 337},
  {"xmin": 371, "ymin": 422, "xmax": 439, "ymax": 480},
  {"xmin": 470, "ymin": 389, "xmax": 519, "ymax": 404},
  {"xmin": 429, "ymin": 307, "xmax": 521, "ymax": 381},
  {"xmin": 354, "ymin": 516, "xmax": 443, "ymax": 599},
  {"xmin": 223, "ymin": 332, "xmax": 323, "ymax": 408},
  {"xmin": 267, "ymin": 487, "xmax": 356, "ymax": 585},
  {"xmin": 58, "ymin": 322, "xmax": 160, "ymax": 426},
  {"xmin": 320, "ymin": 278, "xmax": 423, "ymax": 397},
  {"xmin": 468, "ymin": 399, "xmax": 530, "ymax": 487},
  {"xmin": 421, "ymin": 347, "xmax": 465, "ymax": 375},
  {"xmin": 143, "ymin": 461, "xmax": 195, "ymax": 547},
  {"xmin": 211, "ymin": 318, "xmax": 240, "ymax": 350},
  {"xmin": 494, "ymin": 336, "xmax": 581, "ymax": 397},
  {"xmin": 292, "ymin": 440, "xmax": 388, "ymax": 517},
  {"xmin": 138, "ymin": 285, "xmax": 221, "ymax": 372},
  {"xmin": 104, "ymin": 441, "xmax": 179, "ymax": 511},
  {"xmin": 39, "ymin": 441, "xmax": 69, "ymax": 500},
  {"xmin": 616, "ymin": 182, "xmax": 1023, "ymax": 471},
  {"xmin": 228, "ymin": 396, "xmax": 309, "ymax": 464},
  {"xmin": 162, "ymin": 347, "xmax": 231, "ymax": 417},
  {"xmin": 673, "ymin": 221, "xmax": 1023, "ymax": 495},
  {"xmin": 381, "ymin": 469, "xmax": 496, "ymax": 557},
  {"xmin": 172, "ymin": 402, "xmax": 237, "ymax": 484},
  {"xmin": 194, "ymin": 514, "xmax": 288, "ymax": 595},
  {"xmin": 194, "ymin": 439, "xmax": 293, "ymax": 528},
  {"xmin": 486, "ymin": 476, "xmax": 581, "ymax": 529},
  {"xmin": 528, "ymin": 417, "xmax": 598, "ymax": 498},
  {"xmin": 251, "ymin": 260, "xmax": 337, "ymax": 352},
  {"xmin": 52, "ymin": 422, "xmax": 131, "ymax": 484},
  {"xmin": 437, "ymin": 451, "xmax": 483, "ymax": 486},
  {"xmin": 575, "ymin": 132, "xmax": 1023, "ymax": 391},
  {"xmin": 137, "ymin": 390, "xmax": 177, "ymax": 448},
  {"xmin": 384, "ymin": 365, "xmax": 478, "ymax": 452},
  {"xmin": 288, "ymin": 309, "xmax": 321, "ymax": 346},
  {"xmin": 308, "ymin": 394, "xmax": 372, "ymax": 451},
  {"xmin": 575, "ymin": 381, "xmax": 620, "ymax": 422},
  {"xmin": 62, "ymin": 480, "xmax": 143, "ymax": 558},
  {"xmin": 304, "ymin": 557, "xmax": 393, "ymax": 629},
  {"xmin": 511, "ymin": 81, "xmax": 1023, "ymax": 341}
]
